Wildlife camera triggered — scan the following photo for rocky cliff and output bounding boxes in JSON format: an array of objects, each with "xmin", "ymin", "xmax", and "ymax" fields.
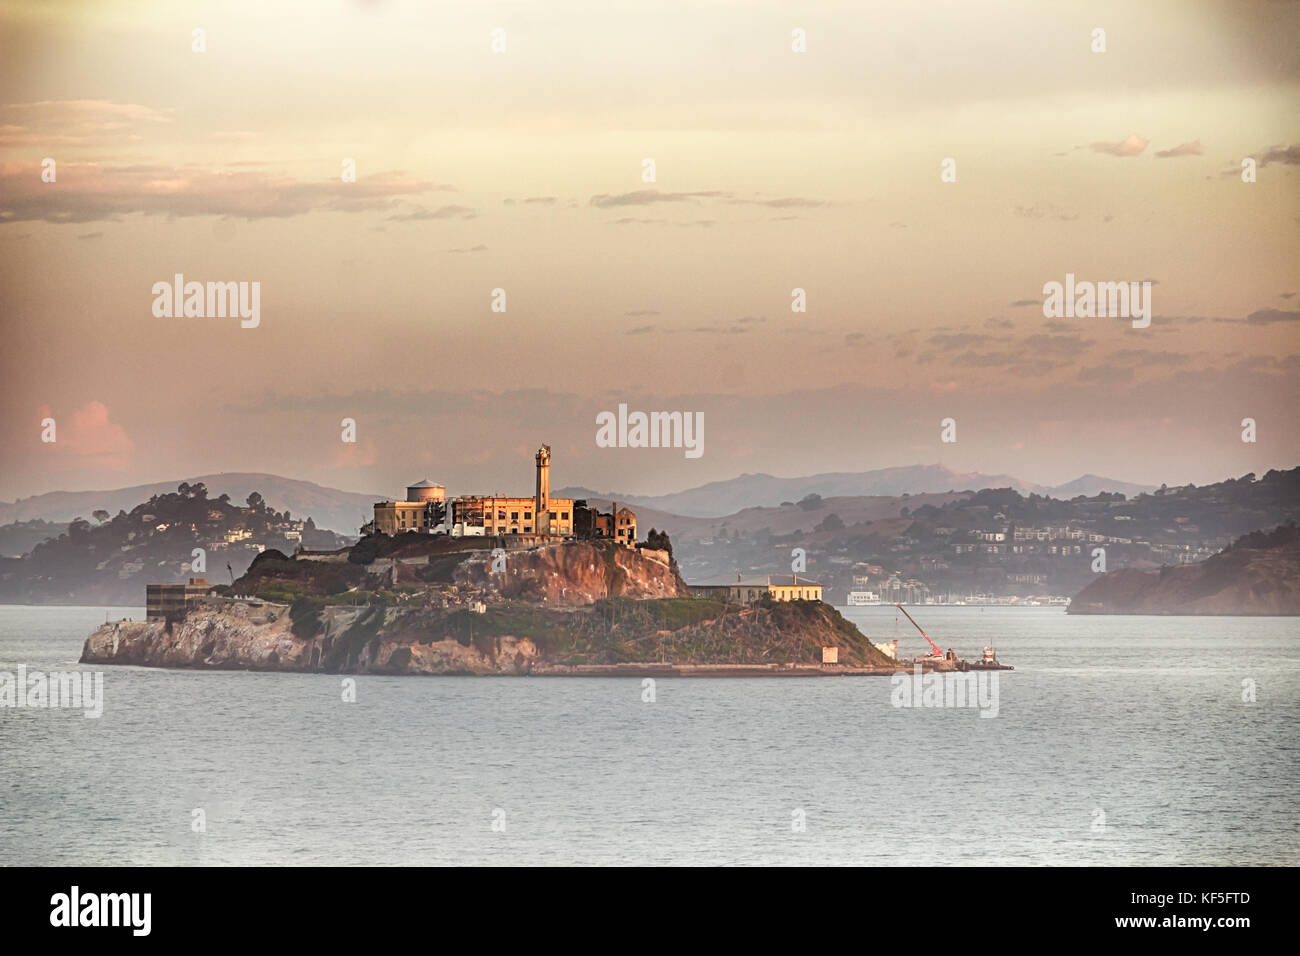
[
  {"xmin": 1069, "ymin": 524, "xmax": 1300, "ymax": 615},
  {"xmin": 452, "ymin": 540, "xmax": 689, "ymax": 605}
]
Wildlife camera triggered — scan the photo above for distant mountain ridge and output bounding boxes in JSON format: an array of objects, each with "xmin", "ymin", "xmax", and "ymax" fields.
[
  {"xmin": 558, "ymin": 464, "xmax": 1154, "ymax": 517},
  {"xmin": 0, "ymin": 473, "xmax": 380, "ymax": 536},
  {"xmin": 0, "ymin": 465, "xmax": 1154, "ymax": 542}
]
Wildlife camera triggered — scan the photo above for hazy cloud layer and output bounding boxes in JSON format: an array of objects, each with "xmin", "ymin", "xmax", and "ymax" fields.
[{"xmin": 0, "ymin": 162, "xmax": 450, "ymax": 224}]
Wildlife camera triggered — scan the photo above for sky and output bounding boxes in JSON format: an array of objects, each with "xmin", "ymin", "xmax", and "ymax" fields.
[{"xmin": 1, "ymin": 0, "xmax": 1297, "ymax": 503}]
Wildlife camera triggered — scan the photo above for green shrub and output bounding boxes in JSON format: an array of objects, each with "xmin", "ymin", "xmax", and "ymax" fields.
[{"xmin": 289, "ymin": 596, "xmax": 328, "ymax": 638}]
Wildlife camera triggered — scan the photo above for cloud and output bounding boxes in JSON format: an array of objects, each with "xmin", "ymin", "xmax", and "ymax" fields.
[
  {"xmin": 1042, "ymin": 320, "xmax": 1076, "ymax": 333},
  {"xmin": 1108, "ymin": 349, "xmax": 1192, "ymax": 366},
  {"xmin": 1009, "ymin": 299, "xmax": 1039, "ymax": 308},
  {"xmin": 928, "ymin": 332, "xmax": 997, "ymax": 349},
  {"xmin": 725, "ymin": 196, "xmax": 826, "ymax": 209},
  {"xmin": 1078, "ymin": 365, "xmax": 1136, "ymax": 385},
  {"xmin": 1013, "ymin": 202, "xmax": 1079, "ymax": 221},
  {"xmin": 624, "ymin": 310, "xmax": 660, "ymax": 317},
  {"xmin": 387, "ymin": 203, "xmax": 475, "ymax": 222},
  {"xmin": 1090, "ymin": 134, "xmax": 1149, "ymax": 157},
  {"xmin": 1155, "ymin": 140, "xmax": 1203, "ymax": 158},
  {"xmin": 1023, "ymin": 334, "xmax": 1092, "ymax": 353},
  {"xmin": 523, "ymin": 196, "xmax": 557, "ymax": 205},
  {"xmin": 609, "ymin": 216, "xmax": 714, "ymax": 228},
  {"xmin": 590, "ymin": 189, "xmax": 724, "ymax": 208},
  {"xmin": 590, "ymin": 188, "xmax": 824, "ymax": 210},
  {"xmin": 0, "ymin": 162, "xmax": 449, "ymax": 224},
  {"xmin": 952, "ymin": 350, "xmax": 1021, "ymax": 368},
  {"xmin": 0, "ymin": 100, "xmax": 172, "ymax": 149},
  {"xmin": 36, "ymin": 401, "xmax": 134, "ymax": 470},
  {"xmin": 1245, "ymin": 308, "xmax": 1300, "ymax": 325},
  {"xmin": 1258, "ymin": 144, "xmax": 1300, "ymax": 167}
]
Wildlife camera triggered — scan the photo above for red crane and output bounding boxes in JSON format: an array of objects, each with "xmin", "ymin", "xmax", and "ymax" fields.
[{"xmin": 896, "ymin": 604, "xmax": 944, "ymax": 658}]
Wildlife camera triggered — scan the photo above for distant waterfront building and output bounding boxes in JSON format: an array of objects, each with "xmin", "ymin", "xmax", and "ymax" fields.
[{"xmin": 845, "ymin": 590, "xmax": 881, "ymax": 605}]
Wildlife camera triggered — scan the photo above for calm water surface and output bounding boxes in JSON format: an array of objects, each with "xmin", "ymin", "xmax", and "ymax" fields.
[{"xmin": 1, "ymin": 604, "xmax": 1296, "ymax": 865}]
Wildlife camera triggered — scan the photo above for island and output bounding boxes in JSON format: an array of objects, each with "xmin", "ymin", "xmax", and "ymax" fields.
[{"xmin": 80, "ymin": 537, "xmax": 899, "ymax": 675}]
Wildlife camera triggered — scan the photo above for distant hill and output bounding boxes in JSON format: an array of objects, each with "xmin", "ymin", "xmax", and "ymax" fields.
[
  {"xmin": 558, "ymin": 464, "xmax": 1153, "ymax": 517},
  {"xmin": 631, "ymin": 467, "xmax": 1299, "ymax": 598},
  {"xmin": 1048, "ymin": 474, "xmax": 1154, "ymax": 499},
  {"xmin": 0, "ymin": 486, "xmax": 352, "ymax": 605},
  {"xmin": 0, "ymin": 473, "xmax": 380, "ymax": 536},
  {"xmin": 0, "ymin": 519, "xmax": 62, "ymax": 558},
  {"xmin": 1069, "ymin": 524, "xmax": 1300, "ymax": 615}
]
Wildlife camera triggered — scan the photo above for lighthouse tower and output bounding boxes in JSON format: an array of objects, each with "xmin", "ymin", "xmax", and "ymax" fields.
[{"xmin": 535, "ymin": 444, "xmax": 551, "ymax": 535}]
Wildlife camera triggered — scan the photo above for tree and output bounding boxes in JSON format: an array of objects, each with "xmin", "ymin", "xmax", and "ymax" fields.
[
  {"xmin": 191, "ymin": 482, "xmax": 208, "ymax": 499},
  {"xmin": 92, "ymin": 509, "xmax": 110, "ymax": 524},
  {"xmin": 645, "ymin": 528, "xmax": 673, "ymax": 556},
  {"xmin": 246, "ymin": 492, "xmax": 265, "ymax": 511},
  {"xmin": 178, "ymin": 482, "xmax": 192, "ymax": 497},
  {"xmin": 68, "ymin": 517, "xmax": 91, "ymax": 537},
  {"xmin": 816, "ymin": 513, "xmax": 845, "ymax": 532},
  {"xmin": 797, "ymin": 493, "xmax": 823, "ymax": 511}
]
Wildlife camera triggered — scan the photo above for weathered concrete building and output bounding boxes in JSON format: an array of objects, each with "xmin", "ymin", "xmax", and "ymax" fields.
[
  {"xmin": 146, "ymin": 577, "xmax": 211, "ymax": 623},
  {"xmin": 373, "ymin": 480, "xmax": 447, "ymax": 534},
  {"xmin": 689, "ymin": 574, "xmax": 824, "ymax": 604}
]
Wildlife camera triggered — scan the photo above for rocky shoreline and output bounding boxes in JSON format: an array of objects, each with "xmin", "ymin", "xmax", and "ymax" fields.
[
  {"xmin": 79, "ymin": 536, "xmax": 909, "ymax": 675},
  {"xmin": 81, "ymin": 593, "xmax": 900, "ymax": 676}
]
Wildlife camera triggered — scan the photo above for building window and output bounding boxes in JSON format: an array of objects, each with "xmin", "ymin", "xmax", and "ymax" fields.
[
  {"xmin": 511, "ymin": 512, "xmax": 519, "ymax": 521},
  {"xmin": 523, "ymin": 526, "xmax": 532, "ymax": 533},
  {"xmin": 561, "ymin": 512, "xmax": 568, "ymax": 521},
  {"xmin": 524, "ymin": 511, "xmax": 531, "ymax": 520}
]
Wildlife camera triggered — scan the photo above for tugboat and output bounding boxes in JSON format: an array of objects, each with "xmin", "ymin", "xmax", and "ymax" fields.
[
  {"xmin": 896, "ymin": 605, "xmax": 1014, "ymax": 671},
  {"xmin": 963, "ymin": 639, "xmax": 1014, "ymax": 671}
]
